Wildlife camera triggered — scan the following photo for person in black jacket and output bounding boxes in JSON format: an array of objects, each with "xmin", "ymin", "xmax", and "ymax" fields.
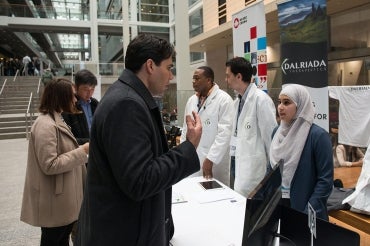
[
  {"xmin": 61, "ymin": 69, "xmax": 98, "ymax": 243},
  {"xmin": 76, "ymin": 33, "xmax": 202, "ymax": 246},
  {"xmin": 62, "ymin": 69, "xmax": 99, "ymax": 145}
]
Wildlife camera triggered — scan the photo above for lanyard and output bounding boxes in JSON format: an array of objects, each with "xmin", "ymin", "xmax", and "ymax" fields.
[
  {"xmin": 234, "ymin": 95, "xmax": 243, "ymax": 136},
  {"xmin": 197, "ymin": 96, "xmax": 207, "ymax": 112}
]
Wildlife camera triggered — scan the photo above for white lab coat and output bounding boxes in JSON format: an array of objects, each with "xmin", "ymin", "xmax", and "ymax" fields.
[
  {"xmin": 232, "ymin": 83, "xmax": 277, "ymax": 197},
  {"xmin": 343, "ymin": 143, "xmax": 370, "ymax": 215},
  {"xmin": 181, "ymin": 84, "xmax": 234, "ymax": 185}
]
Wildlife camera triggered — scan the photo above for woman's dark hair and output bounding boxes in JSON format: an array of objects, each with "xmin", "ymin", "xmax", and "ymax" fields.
[
  {"xmin": 225, "ymin": 57, "xmax": 257, "ymax": 83},
  {"xmin": 39, "ymin": 78, "xmax": 76, "ymax": 115},
  {"xmin": 125, "ymin": 33, "xmax": 175, "ymax": 73},
  {"xmin": 75, "ymin": 69, "xmax": 97, "ymax": 87}
]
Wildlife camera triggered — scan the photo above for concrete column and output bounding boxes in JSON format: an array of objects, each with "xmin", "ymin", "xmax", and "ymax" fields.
[
  {"xmin": 129, "ymin": 0, "xmax": 138, "ymax": 38},
  {"xmin": 90, "ymin": 0, "xmax": 99, "ymax": 75},
  {"xmin": 174, "ymin": 1, "xmax": 193, "ymax": 125},
  {"xmin": 122, "ymin": 0, "xmax": 130, "ymax": 67}
]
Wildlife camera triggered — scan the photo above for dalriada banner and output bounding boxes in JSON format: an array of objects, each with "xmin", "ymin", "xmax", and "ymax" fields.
[
  {"xmin": 277, "ymin": 0, "xmax": 329, "ymax": 131},
  {"xmin": 232, "ymin": 0, "xmax": 267, "ymax": 91}
]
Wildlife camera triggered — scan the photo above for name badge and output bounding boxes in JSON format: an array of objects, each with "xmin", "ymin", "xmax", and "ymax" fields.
[
  {"xmin": 282, "ymin": 186, "xmax": 290, "ymax": 199},
  {"xmin": 230, "ymin": 135, "xmax": 237, "ymax": 156}
]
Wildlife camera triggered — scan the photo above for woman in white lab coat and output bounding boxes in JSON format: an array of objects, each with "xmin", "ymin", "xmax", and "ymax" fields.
[
  {"xmin": 226, "ymin": 57, "xmax": 277, "ymax": 196},
  {"xmin": 181, "ymin": 66, "xmax": 234, "ymax": 186}
]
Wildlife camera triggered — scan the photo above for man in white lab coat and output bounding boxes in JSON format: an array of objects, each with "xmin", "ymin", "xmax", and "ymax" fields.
[
  {"xmin": 225, "ymin": 57, "xmax": 277, "ymax": 196},
  {"xmin": 181, "ymin": 66, "xmax": 234, "ymax": 186}
]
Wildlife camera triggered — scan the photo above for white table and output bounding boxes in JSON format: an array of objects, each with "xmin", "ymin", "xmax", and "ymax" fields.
[{"xmin": 170, "ymin": 177, "xmax": 246, "ymax": 246}]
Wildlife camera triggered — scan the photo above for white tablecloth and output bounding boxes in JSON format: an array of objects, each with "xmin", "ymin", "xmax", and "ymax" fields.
[{"xmin": 171, "ymin": 177, "xmax": 246, "ymax": 246}]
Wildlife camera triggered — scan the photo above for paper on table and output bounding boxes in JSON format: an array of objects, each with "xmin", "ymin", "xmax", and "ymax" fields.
[
  {"xmin": 172, "ymin": 191, "xmax": 187, "ymax": 204},
  {"xmin": 193, "ymin": 189, "xmax": 235, "ymax": 204}
]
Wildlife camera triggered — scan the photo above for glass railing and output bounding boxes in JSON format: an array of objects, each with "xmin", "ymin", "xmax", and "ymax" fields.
[
  {"xmin": 53, "ymin": 62, "xmax": 124, "ymax": 77},
  {"xmin": 0, "ymin": 4, "xmax": 90, "ymax": 20},
  {"xmin": 0, "ymin": 4, "xmax": 170, "ymax": 22},
  {"xmin": 190, "ymin": 26, "xmax": 203, "ymax": 38}
]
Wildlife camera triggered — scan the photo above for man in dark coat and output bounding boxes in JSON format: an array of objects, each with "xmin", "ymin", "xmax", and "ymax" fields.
[
  {"xmin": 62, "ymin": 69, "xmax": 99, "ymax": 145},
  {"xmin": 76, "ymin": 34, "xmax": 202, "ymax": 246}
]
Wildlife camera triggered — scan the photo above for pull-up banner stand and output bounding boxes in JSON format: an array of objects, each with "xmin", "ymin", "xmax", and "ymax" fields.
[
  {"xmin": 277, "ymin": 0, "xmax": 329, "ymax": 131},
  {"xmin": 232, "ymin": 0, "xmax": 267, "ymax": 91}
]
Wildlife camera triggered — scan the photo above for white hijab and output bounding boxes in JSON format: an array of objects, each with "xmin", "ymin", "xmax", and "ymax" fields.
[{"xmin": 270, "ymin": 84, "xmax": 314, "ymax": 191}]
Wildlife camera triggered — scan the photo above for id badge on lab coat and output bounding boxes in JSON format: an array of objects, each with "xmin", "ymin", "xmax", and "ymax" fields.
[
  {"xmin": 282, "ymin": 186, "xmax": 290, "ymax": 199},
  {"xmin": 230, "ymin": 135, "xmax": 237, "ymax": 156}
]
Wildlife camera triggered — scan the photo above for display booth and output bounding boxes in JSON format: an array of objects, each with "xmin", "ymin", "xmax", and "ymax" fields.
[{"xmin": 171, "ymin": 172, "xmax": 359, "ymax": 246}]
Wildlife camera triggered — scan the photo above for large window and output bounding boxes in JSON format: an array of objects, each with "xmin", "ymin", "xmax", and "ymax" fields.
[
  {"xmin": 188, "ymin": 0, "xmax": 199, "ymax": 7},
  {"xmin": 218, "ymin": 0, "xmax": 226, "ymax": 25},
  {"xmin": 190, "ymin": 52, "xmax": 204, "ymax": 63},
  {"xmin": 328, "ymin": 3, "xmax": 370, "ymax": 86},
  {"xmin": 138, "ymin": 0, "xmax": 169, "ymax": 23},
  {"xmin": 98, "ymin": 0, "xmax": 122, "ymax": 20},
  {"xmin": 189, "ymin": 8, "xmax": 203, "ymax": 38}
]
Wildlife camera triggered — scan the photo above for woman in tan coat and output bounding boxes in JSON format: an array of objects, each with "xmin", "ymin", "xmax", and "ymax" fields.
[{"xmin": 21, "ymin": 78, "xmax": 89, "ymax": 246}]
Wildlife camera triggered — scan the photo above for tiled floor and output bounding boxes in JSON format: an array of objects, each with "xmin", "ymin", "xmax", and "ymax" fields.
[
  {"xmin": 0, "ymin": 138, "xmax": 40, "ymax": 245},
  {"xmin": 2, "ymin": 138, "xmax": 368, "ymax": 246}
]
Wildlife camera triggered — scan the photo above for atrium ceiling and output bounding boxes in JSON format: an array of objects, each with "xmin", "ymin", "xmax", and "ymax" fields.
[{"xmin": 1, "ymin": 0, "xmax": 370, "ymax": 68}]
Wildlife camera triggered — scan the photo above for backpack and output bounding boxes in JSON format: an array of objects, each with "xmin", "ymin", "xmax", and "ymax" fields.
[{"xmin": 42, "ymin": 71, "xmax": 53, "ymax": 85}]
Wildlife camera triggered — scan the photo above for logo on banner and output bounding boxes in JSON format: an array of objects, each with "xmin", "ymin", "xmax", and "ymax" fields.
[
  {"xmin": 232, "ymin": 1, "xmax": 267, "ymax": 91},
  {"xmin": 233, "ymin": 18, "xmax": 240, "ymax": 28},
  {"xmin": 234, "ymin": 16, "xmax": 248, "ymax": 29},
  {"xmin": 281, "ymin": 58, "xmax": 327, "ymax": 75}
]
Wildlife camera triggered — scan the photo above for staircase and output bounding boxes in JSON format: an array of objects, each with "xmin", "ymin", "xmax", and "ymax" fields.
[{"xmin": 0, "ymin": 76, "xmax": 41, "ymax": 140}]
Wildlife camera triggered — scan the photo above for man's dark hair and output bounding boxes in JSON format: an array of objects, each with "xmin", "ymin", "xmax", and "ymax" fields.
[
  {"xmin": 197, "ymin": 66, "xmax": 214, "ymax": 82},
  {"xmin": 225, "ymin": 57, "xmax": 257, "ymax": 83},
  {"xmin": 75, "ymin": 69, "xmax": 97, "ymax": 87},
  {"xmin": 125, "ymin": 33, "xmax": 175, "ymax": 73},
  {"xmin": 39, "ymin": 78, "xmax": 77, "ymax": 115}
]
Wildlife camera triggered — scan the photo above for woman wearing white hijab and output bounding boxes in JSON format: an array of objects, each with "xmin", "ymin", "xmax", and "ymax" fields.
[{"xmin": 270, "ymin": 84, "xmax": 333, "ymax": 220}]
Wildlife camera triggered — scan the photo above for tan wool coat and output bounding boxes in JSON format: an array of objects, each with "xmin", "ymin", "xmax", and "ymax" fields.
[{"xmin": 21, "ymin": 112, "xmax": 87, "ymax": 227}]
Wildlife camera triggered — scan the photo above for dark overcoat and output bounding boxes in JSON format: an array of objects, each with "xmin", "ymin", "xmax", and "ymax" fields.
[
  {"xmin": 62, "ymin": 97, "xmax": 99, "ymax": 145},
  {"xmin": 76, "ymin": 69, "xmax": 200, "ymax": 245}
]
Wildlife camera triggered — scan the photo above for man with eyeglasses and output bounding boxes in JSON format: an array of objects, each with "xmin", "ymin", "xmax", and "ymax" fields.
[{"xmin": 180, "ymin": 66, "xmax": 234, "ymax": 186}]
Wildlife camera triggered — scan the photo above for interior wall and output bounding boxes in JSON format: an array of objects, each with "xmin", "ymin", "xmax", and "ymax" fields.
[
  {"xmin": 267, "ymin": 43, "xmax": 280, "ymax": 63},
  {"xmin": 342, "ymin": 61, "xmax": 363, "ymax": 86},
  {"xmin": 206, "ymin": 47, "xmax": 229, "ymax": 91}
]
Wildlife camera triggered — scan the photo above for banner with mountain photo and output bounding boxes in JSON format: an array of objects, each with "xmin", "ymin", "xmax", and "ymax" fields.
[{"xmin": 277, "ymin": 0, "xmax": 329, "ymax": 131}]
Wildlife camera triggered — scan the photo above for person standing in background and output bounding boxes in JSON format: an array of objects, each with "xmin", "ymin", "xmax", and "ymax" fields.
[
  {"xmin": 225, "ymin": 57, "xmax": 277, "ymax": 195},
  {"xmin": 27, "ymin": 58, "xmax": 35, "ymax": 76},
  {"xmin": 61, "ymin": 69, "xmax": 98, "ymax": 243},
  {"xmin": 34, "ymin": 57, "xmax": 41, "ymax": 76},
  {"xmin": 270, "ymin": 84, "xmax": 333, "ymax": 220},
  {"xmin": 22, "ymin": 55, "xmax": 31, "ymax": 76},
  {"xmin": 20, "ymin": 78, "xmax": 89, "ymax": 246},
  {"xmin": 180, "ymin": 66, "xmax": 234, "ymax": 185},
  {"xmin": 76, "ymin": 33, "xmax": 202, "ymax": 246},
  {"xmin": 41, "ymin": 68, "xmax": 54, "ymax": 86},
  {"xmin": 62, "ymin": 69, "xmax": 98, "ymax": 145},
  {"xmin": 335, "ymin": 144, "xmax": 364, "ymax": 167}
]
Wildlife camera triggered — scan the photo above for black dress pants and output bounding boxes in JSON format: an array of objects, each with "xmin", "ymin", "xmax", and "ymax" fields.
[{"xmin": 40, "ymin": 222, "xmax": 74, "ymax": 246}]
